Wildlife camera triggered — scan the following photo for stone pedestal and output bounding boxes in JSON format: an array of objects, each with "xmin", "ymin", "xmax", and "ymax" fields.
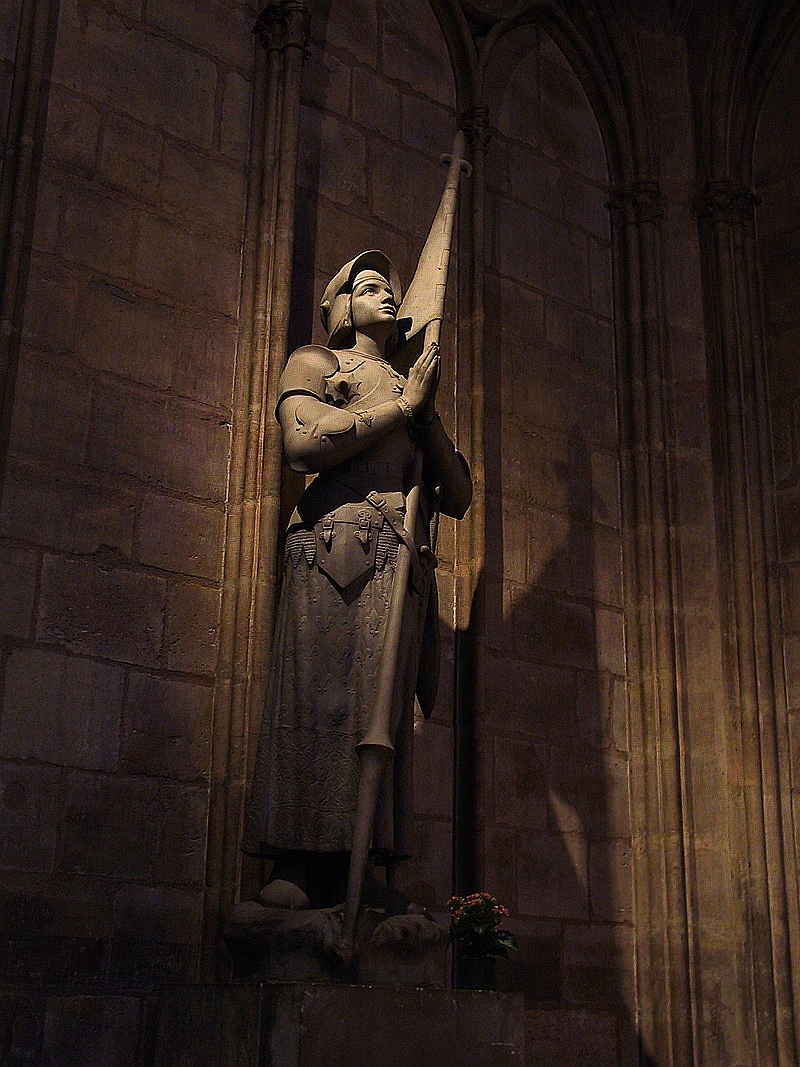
[
  {"xmin": 224, "ymin": 901, "xmax": 448, "ymax": 987},
  {"xmin": 150, "ymin": 982, "xmax": 525, "ymax": 1066}
]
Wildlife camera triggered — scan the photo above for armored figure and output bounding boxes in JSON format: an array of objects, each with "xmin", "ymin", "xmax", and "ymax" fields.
[{"xmin": 242, "ymin": 250, "xmax": 471, "ymax": 912}]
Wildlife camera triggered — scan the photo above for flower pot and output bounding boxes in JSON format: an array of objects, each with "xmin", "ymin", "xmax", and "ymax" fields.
[{"xmin": 454, "ymin": 949, "xmax": 498, "ymax": 991}]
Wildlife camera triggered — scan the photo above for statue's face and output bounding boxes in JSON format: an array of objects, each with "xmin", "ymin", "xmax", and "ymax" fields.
[{"xmin": 350, "ymin": 270, "xmax": 397, "ymax": 332}]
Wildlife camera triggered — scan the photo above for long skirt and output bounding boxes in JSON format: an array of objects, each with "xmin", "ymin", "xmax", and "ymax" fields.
[{"xmin": 242, "ymin": 521, "xmax": 428, "ymax": 859}]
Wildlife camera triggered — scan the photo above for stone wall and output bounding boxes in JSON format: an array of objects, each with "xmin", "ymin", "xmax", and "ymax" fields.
[
  {"xmin": 479, "ymin": 16, "xmax": 631, "ymax": 1032},
  {"xmin": 1, "ymin": 2, "xmax": 800, "ymax": 1065},
  {"xmin": 0, "ymin": 0, "xmax": 254, "ymax": 991}
]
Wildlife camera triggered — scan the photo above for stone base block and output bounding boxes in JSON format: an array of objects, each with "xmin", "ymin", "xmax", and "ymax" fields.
[
  {"xmin": 224, "ymin": 901, "xmax": 448, "ymax": 987},
  {"xmin": 151, "ymin": 982, "xmax": 526, "ymax": 1066}
]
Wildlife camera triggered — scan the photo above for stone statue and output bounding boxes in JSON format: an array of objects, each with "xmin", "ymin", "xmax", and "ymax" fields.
[{"xmin": 241, "ymin": 247, "xmax": 472, "ymax": 918}]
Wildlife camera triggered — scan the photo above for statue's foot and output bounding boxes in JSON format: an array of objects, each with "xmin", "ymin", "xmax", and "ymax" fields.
[{"xmin": 259, "ymin": 878, "xmax": 310, "ymax": 909}]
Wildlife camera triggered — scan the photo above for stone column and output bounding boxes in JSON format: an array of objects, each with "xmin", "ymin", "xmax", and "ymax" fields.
[
  {"xmin": 608, "ymin": 180, "xmax": 697, "ymax": 1066},
  {"xmin": 202, "ymin": 0, "xmax": 310, "ymax": 979},
  {"xmin": 699, "ymin": 178, "xmax": 799, "ymax": 1067},
  {"xmin": 0, "ymin": 0, "xmax": 60, "ymax": 497}
]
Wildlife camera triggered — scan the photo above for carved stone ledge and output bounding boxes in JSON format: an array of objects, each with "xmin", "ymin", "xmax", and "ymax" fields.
[
  {"xmin": 461, "ymin": 105, "xmax": 492, "ymax": 153},
  {"xmin": 698, "ymin": 179, "xmax": 761, "ymax": 224},
  {"xmin": 607, "ymin": 179, "xmax": 664, "ymax": 224},
  {"xmin": 254, "ymin": 0, "xmax": 311, "ymax": 53}
]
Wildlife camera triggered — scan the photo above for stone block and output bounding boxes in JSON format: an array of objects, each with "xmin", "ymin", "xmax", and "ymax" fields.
[
  {"xmin": 135, "ymin": 214, "xmax": 241, "ymax": 316},
  {"xmin": 298, "ymin": 110, "xmax": 366, "ymax": 206},
  {"xmin": 414, "ymin": 721, "xmax": 453, "ymax": 818},
  {"xmin": 0, "ymin": 993, "xmax": 45, "ymax": 1064},
  {"xmin": 112, "ymin": 884, "xmax": 202, "ymax": 945},
  {"xmin": 525, "ymin": 1008, "xmax": 619, "ymax": 1067},
  {"xmin": 588, "ymin": 234, "xmax": 614, "ymax": 317},
  {"xmin": 40, "ymin": 996, "xmax": 143, "ymax": 1067},
  {"xmin": 0, "ymin": 763, "xmax": 60, "ymax": 873},
  {"xmin": 560, "ymin": 172, "xmax": 610, "ymax": 241},
  {"xmin": 593, "ymin": 525, "xmax": 624, "ymax": 608},
  {"xmin": 492, "ymin": 735, "xmax": 548, "ymax": 831},
  {"xmin": 352, "ymin": 69, "xmax": 401, "ymax": 138},
  {"xmin": 60, "ymin": 185, "xmax": 137, "ymax": 278},
  {"xmin": 539, "ymin": 52, "xmax": 607, "ymax": 182},
  {"xmin": 518, "ymin": 831, "xmax": 589, "ymax": 920},
  {"xmin": 481, "ymin": 825, "xmax": 519, "ymax": 912},
  {"xmin": 507, "ymin": 587, "xmax": 595, "ymax": 671},
  {"xmin": 137, "ymin": 494, "xmax": 223, "ymax": 579},
  {"xmin": 43, "ymin": 87, "xmax": 101, "ymax": 176},
  {"xmin": 595, "ymin": 606, "xmax": 626, "ymax": 677},
  {"xmin": 220, "ymin": 70, "xmax": 253, "ymax": 161},
  {"xmin": 0, "ymin": 540, "xmax": 37, "ymax": 638},
  {"xmin": 394, "ymin": 817, "xmax": 451, "ymax": 911},
  {"xmin": 497, "ymin": 199, "xmax": 589, "ymax": 308},
  {"xmin": 549, "ymin": 744, "xmax": 631, "ymax": 839},
  {"xmin": 9, "ymin": 354, "xmax": 91, "ymax": 464},
  {"xmin": 159, "ymin": 142, "xmax": 246, "ymax": 237},
  {"xmin": 108, "ymin": 937, "xmax": 194, "ymax": 985},
  {"xmin": 38, "ymin": 555, "xmax": 166, "ymax": 666},
  {"xmin": 58, "ymin": 773, "xmax": 161, "ymax": 880},
  {"xmin": 507, "ymin": 145, "xmax": 563, "ymax": 220},
  {"xmin": 98, "ymin": 113, "xmax": 162, "ymax": 201},
  {"xmin": 88, "ymin": 384, "xmax": 230, "ymax": 499},
  {"xmin": 121, "ymin": 672, "xmax": 212, "ymax": 780},
  {"xmin": 370, "ymin": 139, "xmax": 446, "ymax": 238},
  {"xmin": 31, "ymin": 169, "xmax": 63, "ymax": 254},
  {"xmin": 146, "ymin": 0, "xmax": 253, "ymax": 70},
  {"xmin": 322, "ymin": 0, "xmax": 378, "ymax": 64},
  {"xmin": 165, "ymin": 581, "xmax": 220, "ymax": 674},
  {"xmin": 543, "ymin": 300, "xmax": 615, "ymax": 387},
  {"xmin": 151, "ymin": 782, "xmax": 208, "ymax": 886},
  {"xmin": 497, "ymin": 920, "xmax": 562, "ymax": 1003},
  {"xmin": 0, "ymin": 463, "xmax": 136, "ymax": 555},
  {"xmin": 480, "ymin": 656, "xmax": 576, "ymax": 740},
  {"xmin": 21, "ymin": 255, "xmax": 79, "ymax": 353},
  {"xmin": 381, "ymin": 4, "xmax": 453, "ymax": 108},
  {"xmin": 312, "ymin": 203, "xmax": 411, "ymax": 280},
  {"xmin": 487, "ymin": 27, "xmax": 539, "ymax": 143},
  {"xmin": 171, "ymin": 313, "xmax": 237, "ymax": 408},
  {"xmin": 563, "ymin": 923, "xmax": 635, "ymax": 1008},
  {"xmin": 1, "ymin": 648, "xmax": 124, "ymax": 770},
  {"xmin": 151, "ymin": 983, "xmax": 525, "ymax": 1067},
  {"xmin": 3, "ymin": 933, "xmax": 104, "ymax": 984},
  {"xmin": 77, "ymin": 280, "xmax": 174, "ymax": 388},
  {"xmin": 591, "ymin": 450, "xmax": 621, "ymax": 529},
  {"xmin": 301, "ymin": 51, "xmax": 350, "ymax": 115},
  {"xmin": 588, "ymin": 838, "xmax": 633, "ymax": 923},
  {"xmin": 400, "ymin": 92, "xmax": 454, "ymax": 157},
  {"xmin": 53, "ymin": 1, "xmax": 217, "ymax": 145}
]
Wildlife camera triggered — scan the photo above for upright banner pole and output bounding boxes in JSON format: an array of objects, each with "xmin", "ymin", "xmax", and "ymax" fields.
[{"xmin": 337, "ymin": 131, "xmax": 471, "ymax": 962}]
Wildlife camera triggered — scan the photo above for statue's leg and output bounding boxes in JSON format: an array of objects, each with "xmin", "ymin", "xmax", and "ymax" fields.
[{"xmin": 259, "ymin": 851, "xmax": 311, "ymax": 909}]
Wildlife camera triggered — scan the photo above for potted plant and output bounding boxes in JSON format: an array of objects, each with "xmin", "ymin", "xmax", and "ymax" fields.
[{"xmin": 447, "ymin": 892, "xmax": 518, "ymax": 990}]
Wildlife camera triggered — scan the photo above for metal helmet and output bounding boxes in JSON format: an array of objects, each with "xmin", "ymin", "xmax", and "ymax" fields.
[{"xmin": 319, "ymin": 250, "xmax": 403, "ymax": 349}]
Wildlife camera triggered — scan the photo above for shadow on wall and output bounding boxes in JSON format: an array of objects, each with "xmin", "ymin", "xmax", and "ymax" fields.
[{"xmin": 476, "ymin": 420, "xmax": 656, "ymax": 1067}]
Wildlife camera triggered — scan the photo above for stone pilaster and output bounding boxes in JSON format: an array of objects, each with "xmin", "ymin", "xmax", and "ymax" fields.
[
  {"xmin": 608, "ymin": 177, "xmax": 698, "ymax": 1067},
  {"xmin": 699, "ymin": 175, "xmax": 799, "ymax": 1066},
  {"xmin": 202, "ymin": 1, "xmax": 311, "ymax": 979}
]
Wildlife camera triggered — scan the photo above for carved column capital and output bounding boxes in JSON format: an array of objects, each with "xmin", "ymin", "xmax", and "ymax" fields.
[
  {"xmin": 698, "ymin": 179, "xmax": 761, "ymax": 224},
  {"xmin": 460, "ymin": 105, "xmax": 491, "ymax": 153},
  {"xmin": 254, "ymin": 1, "xmax": 310, "ymax": 53},
  {"xmin": 607, "ymin": 180, "xmax": 664, "ymax": 224}
]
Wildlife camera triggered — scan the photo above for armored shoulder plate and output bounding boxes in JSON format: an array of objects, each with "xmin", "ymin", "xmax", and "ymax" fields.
[{"xmin": 277, "ymin": 345, "xmax": 340, "ymax": 411}]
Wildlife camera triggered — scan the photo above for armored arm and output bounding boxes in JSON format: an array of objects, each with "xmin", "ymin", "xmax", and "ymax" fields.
[
  {"xmin": 278, "ymin": 344, "xmax": 437, "ymax": 474},
  {"xmin": 418, "ymin": 414, "xmax": 472, "ymax": 519}
]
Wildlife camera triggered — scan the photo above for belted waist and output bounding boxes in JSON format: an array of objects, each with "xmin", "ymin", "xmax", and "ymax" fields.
[{"xmin": 339, "ymin": 456, "xmax": 406, "ymax": 477}]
